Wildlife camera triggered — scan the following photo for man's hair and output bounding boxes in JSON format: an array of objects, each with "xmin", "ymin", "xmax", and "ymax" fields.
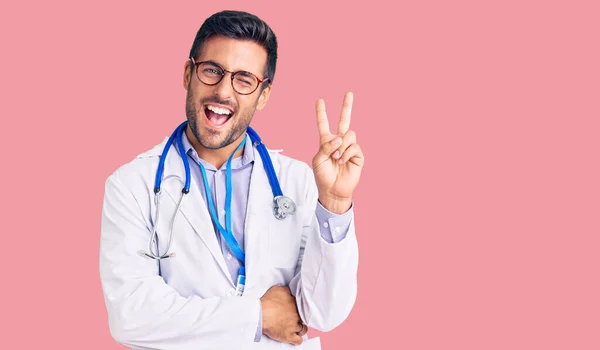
[{"xmin": 189, "ymin": 10, "xmax": 278, "ymax": 88}]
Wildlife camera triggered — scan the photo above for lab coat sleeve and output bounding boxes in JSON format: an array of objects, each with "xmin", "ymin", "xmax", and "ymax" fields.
[
  {"xmin": 99, "ymin": 172, "xmax": 261, "ymax": 350},
  {"xmin": 289, "ymin": 165, "xmax": 359, "ymax": 333}
]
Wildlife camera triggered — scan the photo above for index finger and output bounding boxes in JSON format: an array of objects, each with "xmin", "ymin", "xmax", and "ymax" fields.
[
  {"xmin": 316, "ymin": 98, "xmax": 331, "ymax": 138},
  {"xmin": 338, "ymin": 91, "xmax": 353, "ymax": 135}
]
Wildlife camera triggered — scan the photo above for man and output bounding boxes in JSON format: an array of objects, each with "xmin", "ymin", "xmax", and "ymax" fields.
[{"xmin": 99, "ymin": 10, "xmax": 364, "ymax": 350}]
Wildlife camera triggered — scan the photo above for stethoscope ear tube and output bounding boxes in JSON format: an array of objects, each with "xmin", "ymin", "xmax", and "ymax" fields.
[
  {"xmin": 246, "ymin": 127, "xmax": 282, "ymax": 197},
  {"xmin": 246, "ymin": 127, "xmax": 297, "ymax": 220},
  {"xmin": 175, "ymin": 123, "xmax": 191, "ymax": 193},
  {"xmin": 154, "ymin": 121, "xmax": 188, "ymax": 193}
]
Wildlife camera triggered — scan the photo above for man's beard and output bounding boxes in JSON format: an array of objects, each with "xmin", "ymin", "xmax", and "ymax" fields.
[{"xmin": 185, "ymin": 89, "xmax": 254, "ymax": 150}]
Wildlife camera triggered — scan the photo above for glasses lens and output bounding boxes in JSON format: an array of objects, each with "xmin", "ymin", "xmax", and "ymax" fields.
[
  {"xmin": 232, "ymin": 72, "xmax": 259, "ymax": 94},
  {"xmin": 197, "ymin": 62, "xmax": 223, "ymax": 85}
]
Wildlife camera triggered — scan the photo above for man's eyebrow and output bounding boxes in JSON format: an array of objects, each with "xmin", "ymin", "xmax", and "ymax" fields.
[
  {"xmin": 202, "ymin": 60, "xmax": 222, "ymax": 67},
  {"xmin": 202, "ymin": 60, "xmax": 256, "ymax": 75}
]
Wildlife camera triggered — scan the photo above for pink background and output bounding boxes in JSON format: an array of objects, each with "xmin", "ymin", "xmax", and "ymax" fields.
[{"xmin": 1, "ymin": 0, "xmax": 599, "ymax": 349}]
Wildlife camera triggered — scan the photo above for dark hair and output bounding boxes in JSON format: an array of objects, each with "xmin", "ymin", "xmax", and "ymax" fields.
[{"xmin": 189, "ymin": 10, "xmax": 278, "ymax": 88}]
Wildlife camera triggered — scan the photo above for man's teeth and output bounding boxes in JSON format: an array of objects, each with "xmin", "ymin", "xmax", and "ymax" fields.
[{"xmin": 207, "ymin": 105, "xmax": 232, "ymax": 115}]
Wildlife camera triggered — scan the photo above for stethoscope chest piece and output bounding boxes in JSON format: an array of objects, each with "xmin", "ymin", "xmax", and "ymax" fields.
[{"xmin": 273, "ymin": 195, "xmax": 296, "ymax": 220}]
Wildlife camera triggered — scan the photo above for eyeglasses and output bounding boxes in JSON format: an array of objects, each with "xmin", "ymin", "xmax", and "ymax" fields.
[{"xmin": 189, "ymin": 57, "xmax": 269, "ymax": 95}]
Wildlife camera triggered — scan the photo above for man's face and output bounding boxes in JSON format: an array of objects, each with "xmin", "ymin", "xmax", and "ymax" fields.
[{"xmin": 184, "ymin": 35, "xmax": 271, "ymax": 150}]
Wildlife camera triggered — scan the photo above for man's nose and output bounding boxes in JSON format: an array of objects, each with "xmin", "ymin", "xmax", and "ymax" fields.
[{"xmin": 213, "ymin": 72, "xmax": 236, "ymax": 98}]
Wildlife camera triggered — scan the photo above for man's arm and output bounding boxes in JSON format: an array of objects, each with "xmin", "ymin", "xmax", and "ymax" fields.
[
  {"xmin": 99, "ymin": 173, "xmax": 261, "ymax": 349},
  {"xmin": 287, "ymin": 167, "xmax": 359, "ymax": 332},
  {"xmin": 286, "ymin": 92, "xmax": 363, "ymax": 332}
]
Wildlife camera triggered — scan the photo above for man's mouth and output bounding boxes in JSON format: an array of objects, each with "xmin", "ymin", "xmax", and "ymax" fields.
[{"xmin": 204, "ymin": 104, "xmax": 234, "ymax": 127}]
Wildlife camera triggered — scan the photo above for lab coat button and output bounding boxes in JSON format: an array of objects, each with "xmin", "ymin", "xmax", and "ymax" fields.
[{"xmin": 227, "ymin": 288, "xmax": 235, "ymax": 296}]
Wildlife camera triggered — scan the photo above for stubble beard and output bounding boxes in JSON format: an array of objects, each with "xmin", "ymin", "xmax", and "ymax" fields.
[{"xmin": 185, "ymin": 88, "xmax": 255, "ymax": 150}]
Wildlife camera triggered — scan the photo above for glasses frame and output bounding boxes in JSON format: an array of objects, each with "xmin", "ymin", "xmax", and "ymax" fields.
[{"xmin": 189, "ymin": 57, "xmax": 269, "ymax": 95}]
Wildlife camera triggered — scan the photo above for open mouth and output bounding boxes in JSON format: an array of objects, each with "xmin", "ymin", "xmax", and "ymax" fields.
[{"xmin": 204, "ymin": 104, "xmax": 233, "ymax": 128}]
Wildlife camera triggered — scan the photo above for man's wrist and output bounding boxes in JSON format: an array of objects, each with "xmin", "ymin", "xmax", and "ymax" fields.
[{"xmin": 318, "ymin": 196, "xmax": 352, "ymax": 214}]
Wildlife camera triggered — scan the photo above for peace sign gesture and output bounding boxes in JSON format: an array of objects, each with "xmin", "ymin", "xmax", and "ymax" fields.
[{"xmin": 312, "ymin": 91, "xmax": 364, "ymax": 214}]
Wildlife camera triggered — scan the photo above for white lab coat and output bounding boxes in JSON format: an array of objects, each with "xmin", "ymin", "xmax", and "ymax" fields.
[{"xmin": 99, "ymin": 135, "xmax": 359, "ymax": 350}]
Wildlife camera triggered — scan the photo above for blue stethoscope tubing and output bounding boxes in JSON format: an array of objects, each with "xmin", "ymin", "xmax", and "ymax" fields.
[{"xmin": 138, "ymin": 121, "xmax": 296, "ymax": 262}]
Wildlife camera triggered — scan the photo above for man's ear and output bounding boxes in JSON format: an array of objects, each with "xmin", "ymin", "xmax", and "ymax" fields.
[
  {"xmin": 256, "ymin": 84, "xmax": 272, "ymax": 111},
  {"xmin": 183, "ymin": 60, "xmax": 192, "ymax": 90}
]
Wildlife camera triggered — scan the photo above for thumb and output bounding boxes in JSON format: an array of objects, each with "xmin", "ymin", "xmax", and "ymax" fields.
[
  {"xmin": 314, "ymin": 137, "xmax": 342, "ymax": 164},
  {"xmin": 289, "ymin": 334, "xmax": 304, "ymax": 346}
]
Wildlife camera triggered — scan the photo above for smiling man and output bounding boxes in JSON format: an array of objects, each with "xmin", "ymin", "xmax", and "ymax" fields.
[{"xmin": 100, "ymin": 10, "xmax": 364, "ymax": 350}]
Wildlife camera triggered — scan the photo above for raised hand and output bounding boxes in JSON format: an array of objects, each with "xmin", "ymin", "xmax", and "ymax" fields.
[{"xmin": 312, "ymin": 91, "xmax": 364, "ymax": 214}]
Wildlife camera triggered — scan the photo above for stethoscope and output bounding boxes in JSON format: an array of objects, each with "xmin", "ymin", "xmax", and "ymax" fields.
[{"xmin": 138, "ymin": 121, "xmax": 297, "ymax": 267}]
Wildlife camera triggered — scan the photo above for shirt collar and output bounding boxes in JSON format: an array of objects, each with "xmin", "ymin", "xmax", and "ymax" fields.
[{"xmin": 181, "ymin": 129, "xmax": 255, "ymax": 171}]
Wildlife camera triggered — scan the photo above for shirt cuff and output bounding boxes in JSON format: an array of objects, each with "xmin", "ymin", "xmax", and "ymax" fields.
[
  {"xmin": 254, "ymin": 303, "xmax": 262, "ymax": 342},
  {"xmin": 315, "ymin": 201, "xmax": 354, "ymax": 243}
]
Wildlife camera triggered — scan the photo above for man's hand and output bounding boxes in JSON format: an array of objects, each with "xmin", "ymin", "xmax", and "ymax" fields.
[
  {"xmin": 312, "ymin": 91, "xmax": 364, "ymax": 214},
  {"xmin": 261, "ymin": 285, "xmax": 308, "ymax": 345}
]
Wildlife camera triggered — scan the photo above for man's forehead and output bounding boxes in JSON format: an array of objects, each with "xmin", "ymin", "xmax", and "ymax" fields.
[{"xmin": 197, "ymin": 36, "xmax": 267, "ymax": 73}]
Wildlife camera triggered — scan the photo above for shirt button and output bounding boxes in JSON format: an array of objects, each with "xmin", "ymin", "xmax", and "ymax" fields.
[
  {"xmin": 227, "ymin": 253, "xmax": 232, "ymax": 260},
  {"xmin": 323, "ymin": 222, "xmax": 329, "ymax": 228},
  {"xmin": 335, "ymin": 227, "xmax": 341, "ymax": 233},
  {"xmin": 221, "ymin": 209, "xmax": 226, "ymax": 215}
]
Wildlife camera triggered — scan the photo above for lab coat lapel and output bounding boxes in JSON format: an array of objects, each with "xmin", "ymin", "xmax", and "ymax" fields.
[
  {"xmin": 161, "ymin": 142, "xmax": 233, "ymax": 285},
  {"xmin": 244, "ymin": 146, "xmax": 274, "ymax": 285}
]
